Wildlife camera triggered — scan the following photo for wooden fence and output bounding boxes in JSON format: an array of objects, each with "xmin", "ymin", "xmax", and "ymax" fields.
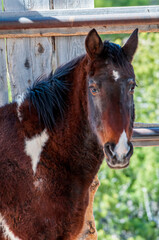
[{"xmin": 0, "ymin": 0, "xmax": 159, "ymax": 147}]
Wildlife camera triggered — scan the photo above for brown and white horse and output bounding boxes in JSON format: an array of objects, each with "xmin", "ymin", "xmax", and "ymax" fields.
[{"xmin": 0, "ymin": 29, "xmax": 138, "ymax": 240}]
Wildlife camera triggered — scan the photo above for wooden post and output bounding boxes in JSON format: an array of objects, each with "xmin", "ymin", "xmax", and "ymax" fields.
[
  {"xmin": 0, "ymin": 1, "xmax": 8, "ymax": 106},
  {"xmin": 77, "ymin": 175, "xmax": 100, "ymax": 240},
  {"xmin": 53, "ymin": 0, "xmax": 94, "ymax": 66},
  {"xmin": 4, "ymin": 0, "xmax": 55, "ymax": 101},
  {"xmin": 53, "ymin": 1, "xmax": 99, "ymax": 240}
]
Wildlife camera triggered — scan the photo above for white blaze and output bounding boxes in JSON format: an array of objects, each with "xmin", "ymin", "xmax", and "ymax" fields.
[
  {"xmin": 112, "ymin": 70, "xmax": 120, "ymax": 81},
  {"xmin": 25, "ymin": 129, "xmax": 49, "ymax": 174},
  {"xmin": 0, "ymin": 214, "xmax": 21, "ymax": 240},
  {"xmin": 114, "ymin": 130, "xmax": 130, "ymax": 161}
]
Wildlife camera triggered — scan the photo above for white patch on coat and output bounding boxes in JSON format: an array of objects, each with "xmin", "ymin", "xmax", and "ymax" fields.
[
  {"xmin": 34, "ymin": 178, "xmax": 43, "ymax": 191},
  {"xmin": 16, "ymin": 93, "xmax": 25, "ymax": 121},
  {"xmin": 0, "ymin": 213, "xmax": 21, "ymax": 240},
  {"xmin": 112, "ymin": 70, "xmax": 120, "ymax": 81},
  {"xmin": 114, "ymin": 130, "xmax": 130, "ymax": 161},
  {"xmin": 25, "ymin": 129, "xmax": 49, "ymax": 174}
]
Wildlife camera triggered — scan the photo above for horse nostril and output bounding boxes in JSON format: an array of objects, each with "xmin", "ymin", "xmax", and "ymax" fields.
[
  {"xmin": 121, "ymin": 142, "xmax": 133, "ymax": 160},
  {"xmin": 125, "ymin": 142, "xmax": 133, "ymax": 159},
  {"xmin": 104, "ymin": 142, "xmax": 115, "ymax": 158}
]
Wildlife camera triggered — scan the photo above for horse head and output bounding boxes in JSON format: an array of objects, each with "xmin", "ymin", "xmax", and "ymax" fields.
[{"xmin": 85, "ymin": 29, "xmax": 138, "ymax": 169}]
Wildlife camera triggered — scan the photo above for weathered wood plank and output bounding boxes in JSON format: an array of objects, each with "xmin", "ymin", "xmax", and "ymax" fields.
[
  {"xmin": 0, "ymin": 1, "xmax": 8, "ymax": 106},
  {"xmin": 0, "ymin": 39, "xmax": 8, "ymax": 106},
  {"xmin": 5, "ymin": 0, "xmax": 54, "ymax": 100},
  {"xmin": 6, "ymin": 37, "xmax": 54, "ymax": 97},
  {"xmin": 53, "ymin": 0, "xmax": 94, "ymax": 9},
  {"xmin": 3, "ymin": 0, "xmax": 50, "ymax": 11},
  {"xmin": 0, "ymin": 24, "xmax": 159, "ymax": 39},
  {"xmin": 54, "ymin": 0, "xmax": 93, "ymax": 65}
]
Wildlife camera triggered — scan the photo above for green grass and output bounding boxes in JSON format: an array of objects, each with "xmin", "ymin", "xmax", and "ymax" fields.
[
  {"xmin": 1, "ymin": 0, "xmax": 4, "ymax": 11},
  {"xmin": 5, "ymin": 39, "xmax": 12, "ymax": 103}
]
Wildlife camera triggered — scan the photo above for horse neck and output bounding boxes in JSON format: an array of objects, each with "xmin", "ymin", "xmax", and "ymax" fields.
[
  {"xmin": 20, "ymin": 57, "xmax": 88, "ymax": 139},
  {"xmin": 57, "ymin": 56, "xmax": 89, "ymax": 138},
  {"xmin": 68, "ymin": 56, "xmax": 88, "ymax": 126},
  {"xmin": 50, "ymin": 56, "xmax": 103, "ymax": 169},
  {"xmin": 19, "ymin": 56, "xmax": 103, "ymax": 180}
]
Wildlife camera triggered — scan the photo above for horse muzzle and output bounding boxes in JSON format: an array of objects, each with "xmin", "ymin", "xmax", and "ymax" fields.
[{"xmin": 103, "ymin": 142, "xmax": 133, "ymax": 169}]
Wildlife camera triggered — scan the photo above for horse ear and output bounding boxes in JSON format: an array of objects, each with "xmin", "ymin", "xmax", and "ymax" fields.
[
  {"xmin": 122, "ymin": 28, "xmax": 138, "ymax": 62},
  {"xmin": 85, "ymin": 29, "xmax": 104, "ymax": 59}
]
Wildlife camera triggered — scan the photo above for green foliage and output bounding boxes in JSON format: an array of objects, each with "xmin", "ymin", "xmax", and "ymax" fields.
[
  {"xmin": 95, "ymin": 0, "xmax": 159, "ymax": 8},
  {"xmin": 1, "ymin": 0, "xmax": 4, "ymax": 11},
  {"xmin": 94, "ymin": 32, "xmax": 159, "ymax": 240},
  {"xmin": 94, "ymin": 0, "xmax": 159, "ymax": 41},
  {"xmin": 134, "ymin": 33, "xmax": 159, "ymax": 123},
  {"xmin": 94, "ymin": 1, "xmax": 159, "ymax": 238}
]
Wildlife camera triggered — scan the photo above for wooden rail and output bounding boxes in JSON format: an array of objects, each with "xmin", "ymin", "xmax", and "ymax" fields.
[
  {"xmin": 133, "ymin": 123, "xmax": 159, "ymax": 147},
  {"xmin": 0, "ymin": 6, "xmax": 159, "ymax": 38}
]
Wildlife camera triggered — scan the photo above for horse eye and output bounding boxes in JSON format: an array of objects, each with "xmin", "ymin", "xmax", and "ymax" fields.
[
  {"xmin": 89, "ymin": 87, "xmax": 99, "ymax": 95},
  {"xmin": 129, "ymin": 84, "xmax": 135, "ymax": 94}
]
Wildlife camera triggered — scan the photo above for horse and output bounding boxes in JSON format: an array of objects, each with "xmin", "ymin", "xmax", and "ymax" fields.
[{"xmin": 0, "ymin": 28, "xmax": 138, "ymax": 240}]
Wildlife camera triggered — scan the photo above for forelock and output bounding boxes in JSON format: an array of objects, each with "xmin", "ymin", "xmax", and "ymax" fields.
[{"xmin": 103, "ymin": 41, "xmax": 127, "ymax": 67}]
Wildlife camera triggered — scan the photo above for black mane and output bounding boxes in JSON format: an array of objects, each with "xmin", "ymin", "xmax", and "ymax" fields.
[
  {"xmin": 103, "ymin": 41, "xmax": 127, "ymax": 66},
  {"xmin": 25, "ymin": 42, "xmax": 127, "ymax": 131},
  {"xmin": 26, "ymin": 55, "xmax": 84, "ymax": 130}
]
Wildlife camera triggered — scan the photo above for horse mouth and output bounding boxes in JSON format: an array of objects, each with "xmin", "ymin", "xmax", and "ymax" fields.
[
  {"xmin": 106, "ymin": 160, "xmax": 129, "ymax": 169},
  {"xmin": 104, "ymin": 142, "xmax": 133, "ymax": 169}
]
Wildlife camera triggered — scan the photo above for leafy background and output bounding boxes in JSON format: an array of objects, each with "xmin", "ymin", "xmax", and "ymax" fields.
[{"xmin": 94, "ymin": 1, "xmax": 159, "ymax": 240}]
